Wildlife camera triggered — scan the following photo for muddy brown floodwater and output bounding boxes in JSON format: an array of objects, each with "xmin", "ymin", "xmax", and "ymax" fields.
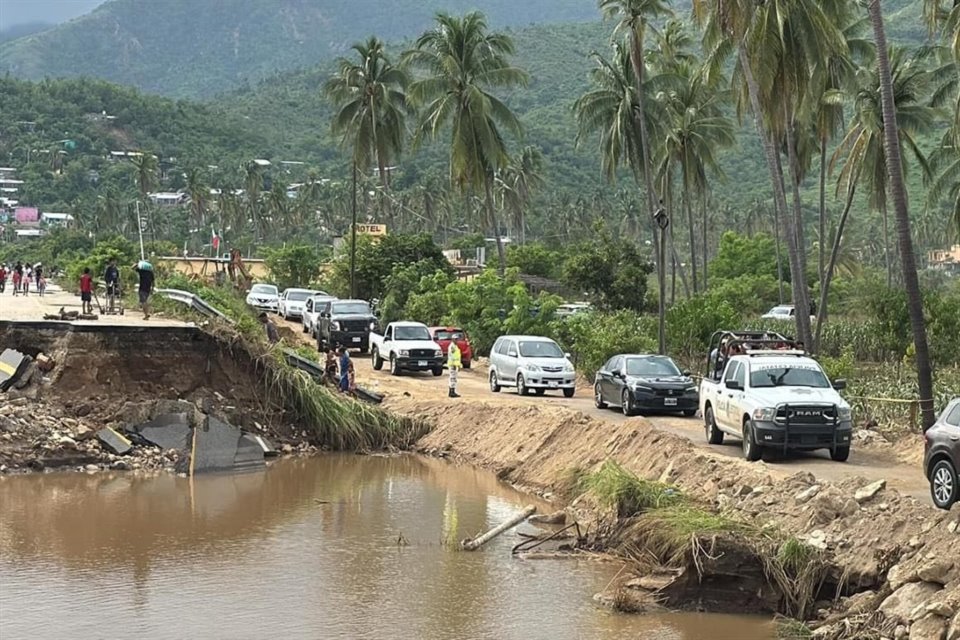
[{"xmin": 0, "ymin": 455, "xmax": 774, "ymax": 640}]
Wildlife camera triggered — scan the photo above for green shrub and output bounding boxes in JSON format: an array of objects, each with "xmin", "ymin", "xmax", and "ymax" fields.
[{"xmin": 551, "ymin": 310, "xmax": 657, "ymax": 378}]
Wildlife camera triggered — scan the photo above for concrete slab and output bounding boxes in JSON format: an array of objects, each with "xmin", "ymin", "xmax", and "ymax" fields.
[
  {"xmin": 134, "ymin": 413, "xmax": 192, "ymax": 451},
  {"xmin": 191, "ymin": 416, "xmax": 264, "ymax": 473},
  {"xmin": 0, "ymin": 348, "xmax": 30, "ymax": 391},
  {"xmin": 97, "ymin": 427, "xmax": 133, "ymax": 455}
]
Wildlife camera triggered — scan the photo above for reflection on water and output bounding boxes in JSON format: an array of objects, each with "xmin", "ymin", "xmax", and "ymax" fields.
[{"xmin": 0, "ymin": 455, "xmax": 773, "ymax": 640}]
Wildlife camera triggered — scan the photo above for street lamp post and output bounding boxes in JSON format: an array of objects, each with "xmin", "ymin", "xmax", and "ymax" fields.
[{"xmin": 653, "ymin": 203, "xmax": 670, "ymax": 355}]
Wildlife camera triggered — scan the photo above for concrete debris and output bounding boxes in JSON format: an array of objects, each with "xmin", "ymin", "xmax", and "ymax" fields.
[
  {"xmin": 855, "ymin": 479, "xmax": 887, "ymax": 503},
  {"xmin": 879, "ymin": 582, "xmax": 942, "ymax": 622},
  {"xmin": 132, "ymin": 413, "xmax": 192, "ymax": 451},
  {"xmin": 35, "ymin": 353, "xmax": 54, "ymax": 372},
  {"xmin": 795, "ymin": 484, "xmax": 821, "ymax": 504},
  {"xmin": 96, "ymin": 427, "xmax": 133, "ymax": 455},
  {"xmin": 0, "ymin": 348, "xmax": 31, "ymax": 391}
]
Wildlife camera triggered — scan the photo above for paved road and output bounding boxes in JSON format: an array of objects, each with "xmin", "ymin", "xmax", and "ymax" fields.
[
  {"xmin": 0, "ymin": 284, "xmax": 189, "ymax": 327},
  {"xmin": 276, "ymin": 316, "xmax": 931, "ymax": 501}
]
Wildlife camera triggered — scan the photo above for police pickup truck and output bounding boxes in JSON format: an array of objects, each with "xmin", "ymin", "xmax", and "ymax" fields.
[{"xmin": 699, "ymin": 331, "xmax": 853, "ymax": 462}]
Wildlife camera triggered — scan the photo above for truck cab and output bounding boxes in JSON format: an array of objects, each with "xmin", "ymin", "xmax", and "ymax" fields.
[
  {"xmin": 369, "ymin": 322, "xmax": 445, "ymax": 376},
  {"xmin": 699, "ymin": 331, "xmax": 853, "ymax": 462}
]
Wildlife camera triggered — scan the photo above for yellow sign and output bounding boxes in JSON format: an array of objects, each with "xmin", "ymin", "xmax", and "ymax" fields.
[{"xmin": 354, "ymin": 223, "xmax": 387, "ymax": 236}]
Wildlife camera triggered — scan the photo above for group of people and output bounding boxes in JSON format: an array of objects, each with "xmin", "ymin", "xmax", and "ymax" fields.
[
  {"xmin": 0, "ymin": 261, "xmax": 46, "ymax": 296},
  {"xmin": 709, "ymin": 334, "xmax": 806, "ymax": 380},
  {"xmin": 77, "ymin": 258, "xmax": 154, "ymax": 318}
]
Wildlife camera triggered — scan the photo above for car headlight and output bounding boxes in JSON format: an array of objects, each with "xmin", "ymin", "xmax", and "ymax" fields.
[
  {"xmin": 563, "ymin": 363, "xmax": 575, "ymax": 372},
  {"xmin": 400, "ymin": 349, "xmax": 409, "ymax": 356},
  {"xmin": 685, "ymin": 385, "xmax": 698, "ymax": 393},
  {"xmin": 369, "ymin": 321, "xmax": 377, "ymax": 330},
  {"xmin": 331, "ymin": 321, "xmax": 340, "ymax": 330},
  {"xmin": 753, "ymin": 407, "xmax": 777, "ymax": 421},
  {"xmin": 525, "ymin": 364, "xmax": 542, "ymax": 372},
  {"xmin": 435, "ymin": 349, "xmax": 443, "ymax": 357},
  {"xmin": 838, "ymin": 407, "xmax": 852, "ymax": 421},
  {"xmin": 631, "ymin": 384, "xmax": 653, "ymax": 393}
]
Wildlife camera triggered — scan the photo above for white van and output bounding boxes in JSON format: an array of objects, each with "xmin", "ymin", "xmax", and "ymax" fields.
[{"xmin": 488, "ymin": 335, "xmax": 576, "ymax": 398}]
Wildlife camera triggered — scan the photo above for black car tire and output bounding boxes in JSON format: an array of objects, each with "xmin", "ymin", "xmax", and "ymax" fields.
[
  {"xmin": 489, "ymin": 371, "xmax": 501, "ymax": 393},
  {"xmin": 432, "ymin": 366, "xmax": 443, "ymax": 377},
  {"xmin": 535, "ymin": 388, "xmax": 545, "ymax": 396},
  {"xmin": 372, "ymin": 348, "xmax": 384, "ymax": 371},
  {"xmin": 302, "ymin": 323, "xmax": 308, "ymax": 334},
  {"xmin": 563, "ymin": 388, "xmax": 575, "ymax": 398},
  {"xmin": 683, "ymin": 409, "xmax": 697, "ymax": 417},
  {"xmin": 622, "ymin": 390, "xmax": 636, "ymax": 417},
  {"xmin": 360, "ymin": 346, "xmax": 369, "ymax": 355},
  {"xmin": 742, "ymin": 419, "xmax": 762, "ymax": 462},
  {"xmin": 390, "ymin": 355, "xmax": 401, "ymax": 376},
  {"xmin": 462, "ymin": 360, "xmax": 471, "ymax": 370},
  {"xmin": 930, "ymin": 459, "xmax": 958, "ymax": 510},
  {"xmin": 830, "ymin": 445, "xmax": 851, "ymax": 462},
  {"xmin": 705, "ymin": 405, "xmax": 724, "ymax": 445},
  {"xmin": 595, "ymin": 384, "xmax": 607, "ymax": 409},
  {"xmin": 517, "ymin": 374, "xmax": 528, "ymax": 396}
]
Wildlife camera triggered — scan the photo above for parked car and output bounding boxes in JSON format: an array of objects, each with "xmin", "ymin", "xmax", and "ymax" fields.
[
  {"xmin": 370, "ymin": 322, "xmax": 444, "ymax": 376},
  {"xmin": 302, "ymin": 294, "xmax": 337, "ymax": 336},
  {"xmin": 761, "ymin": 304, "xmax": 817, "ymax": 321},
  {"xmin": 594, "ymin": 354, "xmax": 698, "ymax": 417},
  {"xmin": 924, "ymin": 397, "xmax": 960, "ymax": 510},
  {"xmin": 556, "ymin": 302, "xmax": 593, "ymax": 318},
  {"xmin": 488, "ymin": 335, "xmax": 576, "ymax": 398},
  {"xmin": 699, "ymin": 330, "xmax": 853, "ymax": 462},
  {"xmin": 430, "ymin": 326, "xmax": 473, "ymax": 369},
  {"xmin": 278, "ymin": 288, "xmax": 321, "ymax": 320},
  {"xmin": 316, "ymin": 299, "xmax": 378, "ymax": 353},
  {"xmin": 245, "ymin": 283, "xmax": 279, "ymax": 312}
]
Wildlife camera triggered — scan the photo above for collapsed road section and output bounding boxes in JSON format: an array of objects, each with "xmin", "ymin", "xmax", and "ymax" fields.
[{"xmin": 0, "ymin": 321, "xmax": 295, "ymax": 473}]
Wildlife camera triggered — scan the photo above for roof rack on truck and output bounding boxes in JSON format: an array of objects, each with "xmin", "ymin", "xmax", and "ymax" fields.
[{"xmin": 705, "ymin": 330, "xmax": 801, "ymax": 381}]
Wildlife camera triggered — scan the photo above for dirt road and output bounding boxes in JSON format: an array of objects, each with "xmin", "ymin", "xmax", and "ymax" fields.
[
  {"xmin": 0, "ymin": 285, "xmax": 187, "ymax": 327},
  {"xmin": 277, "ymin": 316, "xmax": 930, "ymax": 501}
]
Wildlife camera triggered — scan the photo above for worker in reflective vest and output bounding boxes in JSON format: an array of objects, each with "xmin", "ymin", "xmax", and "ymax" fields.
[{"xmin": 447, "ymin": 342, "xmax": 462, "ymax": 398}]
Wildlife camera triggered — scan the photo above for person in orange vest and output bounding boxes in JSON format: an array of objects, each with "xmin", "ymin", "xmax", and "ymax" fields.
[{"xmin": 447, "ymin": 341, "xmax": 462, "ymax": 398}]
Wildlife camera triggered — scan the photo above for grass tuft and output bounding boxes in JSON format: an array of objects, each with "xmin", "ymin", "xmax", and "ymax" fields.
[
  {"xmin": 775, "ymin": 617, "xmax": 813, "ymax": 639},
  {"xmin": 578, "ymin": 461, "xmax": 683, "ymax": 517}
]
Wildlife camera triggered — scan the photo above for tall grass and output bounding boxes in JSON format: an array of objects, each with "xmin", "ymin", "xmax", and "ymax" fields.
[{"xmin": 579, "ymin": 461, "xmax": 683, "ymax": 517}]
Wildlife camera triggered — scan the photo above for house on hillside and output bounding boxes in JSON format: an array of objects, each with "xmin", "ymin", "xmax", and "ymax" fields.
[
  {"xmin": 0, "ymin": 167, "xmax": 17, "ymax": 181},
  {"xmin": 41, "ymin": 212, "xmax": 75, "ymax": 228},
  {"xmin": 929, "ymin": 245, "xmax": 960, "ymax": 276},
  {"xmin": 148, "ymin": 192, "xmax": 188, "ymax": 207}
]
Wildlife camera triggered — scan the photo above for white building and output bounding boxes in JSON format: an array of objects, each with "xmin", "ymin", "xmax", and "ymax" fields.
[
  {"xmin": 41, "ymin": 212, "xmax": 75, "ymax": 228},
  {"xmin": 148, "ymin": 192, "xmax": 188, "ymax": 207}
]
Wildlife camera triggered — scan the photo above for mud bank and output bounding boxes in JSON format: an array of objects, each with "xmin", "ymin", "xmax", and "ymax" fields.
[
  {"xmin": 0, "ymin": 323, "xmax": 312, "ymax": 472},
  {"xmin": 392, "ymin": 398, "xmax": 960, "ymax": 639}
]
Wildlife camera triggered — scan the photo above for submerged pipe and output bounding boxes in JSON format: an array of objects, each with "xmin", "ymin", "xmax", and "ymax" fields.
[{"xmin": 460, "ymin": 505, "xmax": 537, "ymax": 551}]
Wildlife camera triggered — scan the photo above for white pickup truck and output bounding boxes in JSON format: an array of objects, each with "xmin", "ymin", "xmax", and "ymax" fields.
[
  {"xmin": 370, "ymin": 321, "xmax": 445, "ymax": 376},
  {"xmin": 700, "ymin": 349, "xmax": 853, "ymax": 462}
]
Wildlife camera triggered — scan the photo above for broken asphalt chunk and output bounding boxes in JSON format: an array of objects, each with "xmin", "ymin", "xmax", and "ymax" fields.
[{"xmin": 97, "ymin": 427, "xmax": 133, "ymax": 455}]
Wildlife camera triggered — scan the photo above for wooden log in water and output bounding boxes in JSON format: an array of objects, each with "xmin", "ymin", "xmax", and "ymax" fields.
[{"xmin": 460, "ymin": 505, "xmax": 537, "ymax": 551}]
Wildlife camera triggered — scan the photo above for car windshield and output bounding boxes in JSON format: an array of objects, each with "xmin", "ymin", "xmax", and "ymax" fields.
[
  {"xmin": 395, "ymin": 326, "xmax": 431, "ymax": 341},
  {"xmin": 251, "ymin": 285, "xmax": 276, "ymax": 295},
  {"xmin": 750, "ymin": 366, "xmax": 830, "ymax": 388},
  {"xmin": 435, "ymin": 330, "xmax": 465, "ymax": 341},
  {"xmin": 518, "ymin": 340, "xmax": 564, "ymax": 358},
  {"xmin": 332, "ymin": 302, "xmax": 371, "ymax": 315},
  {"xmin": 286, "ymin": 290, "xmax": 313, "ymax": 301},
  {"xmin": 770, "ymin": 307, "xmax": 792, "ymax": 315},
  {"xmin": 626, "ymin": 356, "xmax": 681, "ymax": 377}
]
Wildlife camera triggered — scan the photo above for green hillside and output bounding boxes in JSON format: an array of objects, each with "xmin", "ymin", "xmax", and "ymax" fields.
[{"xmin": 0, "ymin": 0, "xmax": 599, "ymax": 98}]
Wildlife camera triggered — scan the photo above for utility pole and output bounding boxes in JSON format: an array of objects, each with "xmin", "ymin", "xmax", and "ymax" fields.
[
  {"xmin": 350, "ymin": 163, "xmax": 358, "ymax": 299},
  {"xmin": 135, "ymin": 200, "xmax": 146, "ymax": 260},
  {"xmin": 653, "ymin": 203, "xmax": 669, "ymax": 355}
]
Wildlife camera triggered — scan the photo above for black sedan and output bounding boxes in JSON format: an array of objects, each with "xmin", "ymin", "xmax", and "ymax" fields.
[{"xmin": 594, "ymin": 354, "xmax": 699, "ymax": 417}]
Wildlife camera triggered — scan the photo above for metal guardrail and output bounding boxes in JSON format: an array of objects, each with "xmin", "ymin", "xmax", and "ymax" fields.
[{"xmin": 156, "ymin": 289, "xmax": 234, "ymax": 324}]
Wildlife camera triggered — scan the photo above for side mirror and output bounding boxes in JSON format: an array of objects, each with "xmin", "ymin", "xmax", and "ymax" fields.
[
  {"xmin": 507, "ymin": 350, "xmax": 518, "ymax": 358},
  {"xmin": 832, "ymin": 379, "xmax": 847, "ymax": 390},
  {"xmin": 682, "ymin": 370, "xmax": 691, "ymax": 377},
  {"xmin": 564, "ymin": 352, "xmax": 571, "ymax": 359},
  {"xmin": 614, "ymin": 370, "xmax": 624, "ymax": 379},
  {"xmin": 725, "ymin": 380, "xmax": 742, "ymax": 391}
]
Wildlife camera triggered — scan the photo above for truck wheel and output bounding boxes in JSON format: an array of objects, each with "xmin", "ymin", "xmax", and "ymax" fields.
[
  {"xmin": 742, "ymin": 419, "xmax": 762, "ymax": 462},
  {"xmin": 594, "ymin": 383, "xmax": 607, "ymax": 409},
  {"xmin": 830, "ymin": 445, "xmax": 851, "ymax": 462},
  {"xmin": 462, "ymin": 360, "xmax": 471, "ymax": 369},
  {"xmin": 372, "ymin": 348, "xmax": 384, "ymax": 371},
  {"xmin": 432, "ymin": 366, "xmax": 443, "ymax": 377},
  {"xmin": 930, "ymin": 459, "xmax": 958, "ymax": 510},
  {"xmin": 517, "ymin": 374, "xmax": 529, "ymax": 396},
  {"xmin": 302, "ymin": 323, "xmax": 308, "ymax": 334},
  {"xmin": 683, "ymin": 409, "xmax": 697, "ymax": 417},
  {"xmin": 562, "ymin": 388, "xmax": 575, "ymax": 398},
  {"xmin": 622, "ymin": 390, "xmax": 636, "ymax": 417},
  {"xmin": 489, "ymin": 371, "xmax": 501, "ymax": 393},
  {"xmin": 390, "ymin": 355, "xmax": 401, "ymax": 376},
  {"xmin": 705, "ymin": 405, "xmax": 724, "ymax": 445}
]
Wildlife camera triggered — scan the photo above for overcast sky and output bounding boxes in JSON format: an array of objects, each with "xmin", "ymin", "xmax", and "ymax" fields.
[{"xmin": 0, "ymin": 0, "xmax": 107, "ymax": 30}]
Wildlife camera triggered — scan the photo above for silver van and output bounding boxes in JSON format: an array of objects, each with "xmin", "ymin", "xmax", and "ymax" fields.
[{"xmin": 489, "ymin": 335, "xmax": 576, "ymax": 397}]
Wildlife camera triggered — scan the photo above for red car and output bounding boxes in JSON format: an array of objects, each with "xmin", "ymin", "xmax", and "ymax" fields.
[{"xmin": 430, "ymin": 326, "xmax": 473, "ymax": 369}]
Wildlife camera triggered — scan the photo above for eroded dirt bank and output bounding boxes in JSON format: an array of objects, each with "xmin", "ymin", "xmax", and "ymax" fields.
[
  {"xmin": 391, "ymin": 397, "xmax": 960, "ymax": 639},
  {"xmin": 0, "ymin": 324, "xmax": 308, "ymax": 472}
]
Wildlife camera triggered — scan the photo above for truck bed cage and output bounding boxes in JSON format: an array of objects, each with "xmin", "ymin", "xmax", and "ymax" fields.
[{"xmin": 704, "ymin": 330, "xmax": 800, "ymax": 380}]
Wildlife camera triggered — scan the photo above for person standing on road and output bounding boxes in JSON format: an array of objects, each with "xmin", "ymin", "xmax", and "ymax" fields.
[
  {"xmin": 12, "ymin": 264, "xmax": 21, "ymax": 296},
  {"xmin": 22, "ymin": 265, "xmax": 31, "ymax": 296},
  {"xmin": 79, "ymin": 267, "xmax": 93, "ymax": 315},
  {"xmin": 0, "ymin": 264, "xmax": 6, "ymax": 294},
  {"xmin": 133, "ymin": 261, "xmax": 154, "ymax": 320},
  {"xmin": 447, "ymin": 341, "xmax": 462, "ymax": 398},
  {"xmin": 259, "ymin": 312, "xmax": 280, "ymax": 344},
  {"xmin": 104, "ymin": 259, "xmax": 120, "ymax": 311},
  {"xmin": 338, "ymin": 347, "xmax": 351, "ymax": 393}
]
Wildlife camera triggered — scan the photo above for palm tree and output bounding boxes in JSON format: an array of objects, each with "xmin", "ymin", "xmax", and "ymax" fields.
[
  {"xmin": 654, "ymin": 59, "xmax": 734, "ymax": 293},
  {"xmin": 404, "ymin": 11, "xmax": 529, "ymax": 274},
  {"xmin": 130, "ymin": 153, "xmax": 158, "ymax": 200},
  {"xmin": 244, "ymin": 161, "xmax": 263, "ymax": 240},
  {"xmin": 499, "ymin": 146, "xmax": 545, "ymax": 245},
  {"xmin": 867, "ymin": 0, "xmax": 936, "ymax": 431},
  {"xmin": 185, "ymin": 167, "xmax": 210, "ymax": 237}
]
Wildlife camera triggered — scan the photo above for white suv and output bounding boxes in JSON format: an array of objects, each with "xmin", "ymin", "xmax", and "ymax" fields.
[{"xmin": 489, "ymin": 335, "xmax": 576, "ymax": 398}]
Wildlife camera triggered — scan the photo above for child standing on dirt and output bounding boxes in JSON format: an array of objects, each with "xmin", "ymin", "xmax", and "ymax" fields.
[
  {"xmin": 323, "ymin": 348, "xmax": 339, "ymax": 386},
  {"xmin": 79, "ymin": 268, "xmax": 93, "ymax": 314}
]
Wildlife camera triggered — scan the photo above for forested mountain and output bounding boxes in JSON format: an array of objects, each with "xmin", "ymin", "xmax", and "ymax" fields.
[{"xmin": 0, "ymin": 0, "xmax": 599, "ymax": 97}]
